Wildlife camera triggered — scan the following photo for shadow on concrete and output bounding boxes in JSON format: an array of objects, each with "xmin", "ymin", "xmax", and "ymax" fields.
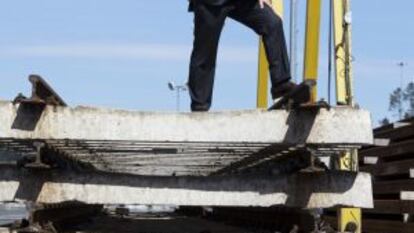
[
  {"xmin": 283, "ymin": 108, "xmax": 319, "ymax": 144},
  {"xmin": 212, "ymin": 108, "xmax": 319, "ymax": 175},
  {"xmin": 0, "ymin": 164, "xmax": 360, "ymax": 209},
  {"xmin": 11, "ymin": 103, "xmax": 45, "ymax": 131}
]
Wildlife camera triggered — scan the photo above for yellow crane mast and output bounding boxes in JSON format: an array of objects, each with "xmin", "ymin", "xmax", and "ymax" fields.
[{"xmin": 257, "ymin": 0, "xmax": 361, "ymax": 232}]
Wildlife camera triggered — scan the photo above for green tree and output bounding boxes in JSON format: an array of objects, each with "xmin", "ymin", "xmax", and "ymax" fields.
[
  {"xmin": 379, "ymin": 118, "xmax": 390, "ymax": 126},
  {"xmin": 404, "ymin": 82, "xmax": 414, "ymax": 117},
  {"xmin": 388, "ymin": 82, "xmax": 414, "ymax": 120},
  {"xmin": 389, "ymin": 87, "xmax": 404, "ymax": 120}
]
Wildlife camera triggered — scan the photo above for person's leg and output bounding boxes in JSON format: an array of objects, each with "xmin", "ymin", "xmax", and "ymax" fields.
[
  {"xmin": 188, "ymin": 3, "xmax": 227, "ymax": 111},
  {"xmin": 228, "ymin": 1, "xmax": 292, "ymax": 99}
]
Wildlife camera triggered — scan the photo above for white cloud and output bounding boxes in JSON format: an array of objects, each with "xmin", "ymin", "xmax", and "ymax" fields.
[{"xmin": 0, "ymin": 43, "xmax": 257, "ymax": 63}]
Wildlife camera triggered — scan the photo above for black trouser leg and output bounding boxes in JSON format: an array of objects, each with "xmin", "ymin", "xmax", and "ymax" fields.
[
  {"xmin": 188, "ymin": 3, "xmax": 227, "ymax": 111},
  {"xmin": 229, "ymin": 1, "xmax": 291, "ymax": 99}
]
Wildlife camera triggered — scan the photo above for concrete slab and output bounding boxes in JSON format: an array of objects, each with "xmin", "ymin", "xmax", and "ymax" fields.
[
  {"xmin": 0, "ymin": 101, "xmax": 373, "ymax": 145},
  {"xmin": 363, "ymin": 156, "xmax": 379, "ymax": 165},
  {"xmin": 401, "ymin": 191, "xmax": 414, "ymax": 201},
  {"xmin": 0, "ymin": 165, "xmax": 373, "ymax": 209},
  {"xmin": 373, "ymin": 138, "xmax": 391, "ymax": 147}
]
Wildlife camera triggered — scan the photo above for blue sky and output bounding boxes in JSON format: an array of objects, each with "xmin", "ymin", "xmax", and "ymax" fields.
[{"xmin": 0, "ymin": 0, "xmax": 413, "ymax": 124}]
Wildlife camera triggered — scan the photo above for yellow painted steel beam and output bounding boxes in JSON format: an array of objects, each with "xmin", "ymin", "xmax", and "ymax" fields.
[
  {"xmin": 334, "ymin": 1, "xmax": 361, "ymax": 232},
  {"xmin": 334, "ymin": 0, "xmax": 354, "ymax": 105},
  {"xmin": 339, "ymin": 208, "xmax": 361, "ymax": 233},
  {"xmin": 338, "ymin": 149, "xmax": 361, "ymax": 233},
  {"xmin": 257, "ymin": 0, "xmax": 283, "ymax": 109},
  {"xmin": 303, "ymin": 0, "xmax": 322, "ymax": 103}
]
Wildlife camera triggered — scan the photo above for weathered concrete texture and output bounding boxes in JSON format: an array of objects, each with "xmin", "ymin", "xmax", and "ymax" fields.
[
  {"xmin": 0, "ymin": 165, "xmax": 373, "ymax": 209},
  {"xmin": 0, "ymin": 101, "xmax": 373, "ymax": 145},
  {"xmin": 401, "ymin": 191, "xmax": 414, "ymax": 201}
]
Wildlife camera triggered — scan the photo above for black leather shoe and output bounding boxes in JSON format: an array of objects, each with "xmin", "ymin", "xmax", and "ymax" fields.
[
  {"xmin": 272, "ymin": 81, "xmax": 298, "ymax": 100},
  {"xmin": 269, "ymin": 80, "xmax": 315, "ymax": 110},
  {"xmin": 191, "ymin": 104, "xmax": 210, "ymax": 112}
]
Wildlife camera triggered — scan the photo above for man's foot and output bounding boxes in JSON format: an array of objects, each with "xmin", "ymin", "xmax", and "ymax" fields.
[
  {"xmin": 191, "ymin": 104, "xmax": 210, "ymax": 112},
  {"xmin": 269, "ymin": 80, "xmax": 315, "ymax": 110},
  {"xmin": 271, "ymin": 81, "xmax": 298, "ymax": 100}
]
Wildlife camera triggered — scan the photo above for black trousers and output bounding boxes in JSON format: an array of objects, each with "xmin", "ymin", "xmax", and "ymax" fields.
[{"xmin": 188, "ymin": 0, "xmax": 291, "ymax": 111}]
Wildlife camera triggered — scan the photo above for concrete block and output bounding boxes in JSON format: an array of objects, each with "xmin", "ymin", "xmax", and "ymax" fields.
[
  {"xmin": 0, "ymin": 101, "xmax": 373, "ymax": 146},
  {"xmin": 0, "ymin": 165, "xmax": 373, "ymax": 209}
]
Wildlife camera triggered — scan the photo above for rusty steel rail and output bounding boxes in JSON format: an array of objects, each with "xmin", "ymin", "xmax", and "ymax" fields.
[{"xmin": 13, "ymin": 75, "xmax": 66, "ymax": 107}]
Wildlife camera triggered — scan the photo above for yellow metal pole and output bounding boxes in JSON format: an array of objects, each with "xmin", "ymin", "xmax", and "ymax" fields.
[
  {"xmin": 334, "ymin": 0, "xmax": 354, "ymax": 105},
  {"xmin": 334, "ymin": 1, "xmax": 361, "ymax": 232},
  {"xmin": 303, "ymin": 0, "xmax": 322, "ymax": 103},
  {"xmin": 257, "ymin": 0, "xmax": 284, "ymax": 109}
]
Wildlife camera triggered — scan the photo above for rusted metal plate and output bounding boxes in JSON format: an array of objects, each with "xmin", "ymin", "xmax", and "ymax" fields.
[{"xmin": 0, "ymin": 139, "xmax": 278, "ymax": 176}]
